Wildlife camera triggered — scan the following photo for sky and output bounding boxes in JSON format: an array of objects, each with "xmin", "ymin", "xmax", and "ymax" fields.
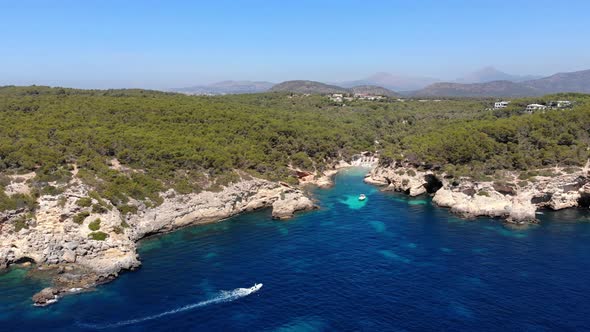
[{"xmin": 1, "ymin": 0, "xmax": 589, "ymax": 89}]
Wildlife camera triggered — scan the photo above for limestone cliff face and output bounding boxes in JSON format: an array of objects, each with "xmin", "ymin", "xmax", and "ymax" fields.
[
  {"xmin": 0, "ymin": 178, "xmax": 139, "ymax": 273},
  {"xmin": 366, "ymin": 163, "xmax": 589, "ymax": 223},
  {"xmin": 0, "ymin": 177, "xmax": 315, "ymax": 305},
  {"xmin": 432, "ymin": 186, "xmax": 536, "ymax": 222},
  {"xmin": 366, "ymin": 163, "xmax": 442, "ymax": 196},
  {"xmin": 126, "ymin": 180, "xmax": 315, "ymax": 240}
]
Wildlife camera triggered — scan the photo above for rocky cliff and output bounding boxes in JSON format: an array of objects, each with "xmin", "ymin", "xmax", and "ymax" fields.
[
  {"xmin": 0, "ymin": 176, "xmax": 315, "ymax": 306},
  {"xmin": 365, "ymin": 163, "xmax": 590, "ymax": 223}
]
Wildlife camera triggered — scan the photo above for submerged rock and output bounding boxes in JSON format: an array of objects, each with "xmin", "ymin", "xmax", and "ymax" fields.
[{"xmin": 32, "ymin": 287, "xmax": 58, "ymax": 306}]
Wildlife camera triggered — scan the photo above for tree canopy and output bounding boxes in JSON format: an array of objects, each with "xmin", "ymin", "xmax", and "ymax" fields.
[{"xmin": 0, "ymin": 86, "xmax": 589, "ymax": 212}]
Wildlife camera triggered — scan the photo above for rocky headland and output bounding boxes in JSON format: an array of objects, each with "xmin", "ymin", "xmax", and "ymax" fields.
[
  {"xmin": 365, "ymin": 162, "xmax": 590, "ymax": 223},
  {"xmin": 0, "ymin": 174, "xmax": 315, "ymax": 306}
]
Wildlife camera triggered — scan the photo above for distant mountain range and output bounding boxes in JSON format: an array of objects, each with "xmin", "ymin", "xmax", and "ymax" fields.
[
  {"xmin": 172, "ymin": 80, "xmax": 274, "ymax": 95},
  {"xmin": 524, "ymin": 69, "xmax": 590, "ymax": 94},
  {"xmin": 338, "ymin": 72, "xmax": 439, "ymax": 92},
  {"xmin": 339, "ymin": 67, "xmax": 541, "ymax": 90},
  {"xmin": 455, "ymin": 66, "xmax": 542, "ymax": 84},
  {"xmin": 413, "ymin": 69, "xmax": 590, "ymax": 97},
  {"xmin": 413, "ymin": 81, "xmax": 540, "ymax": 98},
  {"xmin": 172, "ymin": 68, "xmax": 590, "ymax": 97},
  {"xmin": 269, "ymin": 80, "xmax": 398, "ymax": 96}
]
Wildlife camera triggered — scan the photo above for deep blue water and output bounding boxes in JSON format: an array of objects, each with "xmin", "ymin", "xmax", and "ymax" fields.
[{"xmin": 2, "ymin": 168, "xmax": 590, "ymax": 331}]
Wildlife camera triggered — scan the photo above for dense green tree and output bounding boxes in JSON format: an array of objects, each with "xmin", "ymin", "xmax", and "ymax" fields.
[{"xmin": 0, "ymin": 86, "xmax": 588, "ymax": 212}]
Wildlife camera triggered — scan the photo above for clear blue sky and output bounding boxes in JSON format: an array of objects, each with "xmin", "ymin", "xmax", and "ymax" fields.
[{"xmin": 1, "ymin": 0, "xmax": 589, "ymax": 89}]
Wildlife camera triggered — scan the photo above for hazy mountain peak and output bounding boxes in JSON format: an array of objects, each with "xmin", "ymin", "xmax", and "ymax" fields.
[
  {"xmin": 172, "ymin": 80, "xmax": 274, "ymax": 95},
  {"xmin": 339, "ymin": 72, "xmax": 439, "ymax": 91},
  {"xmin": 367, "ymin": 72, "xmax": 398, "ymax": 80},
  {"xmin": 458, "ymin": 67, "xmax": 514, "ymax": 83},
  {"xmin": 457, "ymin": 66, "xmax": 541, "ymax": 83}
]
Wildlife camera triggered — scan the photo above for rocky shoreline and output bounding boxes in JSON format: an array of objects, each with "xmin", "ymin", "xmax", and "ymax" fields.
[
  {"xmin": 10, "ymin": 157, "xmax": 586, "ymax": 306},
  {"xmin": 365, "ymin": 162, "xmax": 590, "ymax": 223},
  {"xmin": 0, "ymin": 177, "xmax": 316, "ymax": 306}
]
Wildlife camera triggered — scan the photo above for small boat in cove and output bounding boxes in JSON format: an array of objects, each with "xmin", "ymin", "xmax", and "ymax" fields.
[{"xmin": 358, "ymin": 194, "xmax": 367, "ymax": 201}]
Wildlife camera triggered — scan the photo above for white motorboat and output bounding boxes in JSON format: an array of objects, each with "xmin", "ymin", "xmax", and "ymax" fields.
[{"xmin": 250, "ymin": 283, "xmax": 263, "ymax": 292}]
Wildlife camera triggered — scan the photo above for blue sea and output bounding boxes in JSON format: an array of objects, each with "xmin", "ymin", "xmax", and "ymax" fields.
[{"xmin": 2, "ymin": 168, "xmax": 590, "ymax": 331}]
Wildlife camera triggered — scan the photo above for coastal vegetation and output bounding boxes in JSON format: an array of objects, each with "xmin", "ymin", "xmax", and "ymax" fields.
[
  {"xmin": 0, "ymin": 86, "xmax": 589, "ymax": 213},
  {"xmin": 88, "ymin": 231, "xmax": 108, "ymax": 241},
  {"xmin": 88, "ymin": 219, "xmax": 101, "ymax": 231},
  {"xmin": 73, "ymin": 211, "xmax": 90, "ymax": 225},
  {"xmin": 393, "ymin": 94, "xmax": 590, "ymax": 178}
]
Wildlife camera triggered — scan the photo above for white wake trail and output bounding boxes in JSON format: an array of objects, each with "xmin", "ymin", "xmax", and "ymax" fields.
[{"xmin": 78, "ymin": 283, "xmax": 262, "ymax": 329}]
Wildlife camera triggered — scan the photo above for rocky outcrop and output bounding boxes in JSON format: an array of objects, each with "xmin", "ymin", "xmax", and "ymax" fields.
[
  {"xmin": 126, "ymin": 180, "xmax": 315, "ymax": 240},
  {"xmin": 271, "ymin": 192, "xmax": 315, "ymax": 219},
  {"xmin": 366, "ymin": 163, "xmax": 589, "ymax": 224},
  {"xmin": 30, "ymin": 264, "xmax": 106, "ymax": 306},
  {"xmin": 0, "ymin": 178, "xmax": 140, "ymax": 281},
  {"xmin": 432, "ymin": 187, "xmax": 536, "ymax": 222},
  {"xmin": 0, "ymin": 177, "xmax": 315, "ymax": 306},
  {"xmin": 366, "ymin": 164, "xmax": 442, "ymax": 196},
  {"xmin": 32, "ymin": 288, "xmax": 59, "ymax": 306}
]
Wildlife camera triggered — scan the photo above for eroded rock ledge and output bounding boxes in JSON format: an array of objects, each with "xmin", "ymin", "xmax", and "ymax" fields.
[
  {"xmin": 0, "ymin": 178, "xmax": 315, "ymax": 306},
  {"xmin": 365, "ymin": 162, "xmax": 590, "ymax": 223}
]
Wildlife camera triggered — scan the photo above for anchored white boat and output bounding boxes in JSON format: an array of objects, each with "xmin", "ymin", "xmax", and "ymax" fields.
[{"xmin": 358, "ymin": 194, "xmax": 366, "ymax": 201}]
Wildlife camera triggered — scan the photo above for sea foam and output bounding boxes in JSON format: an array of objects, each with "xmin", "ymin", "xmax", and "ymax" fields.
[{"xmin": 78, "ymin": 283, "xmax": 262, "ymax": 329}]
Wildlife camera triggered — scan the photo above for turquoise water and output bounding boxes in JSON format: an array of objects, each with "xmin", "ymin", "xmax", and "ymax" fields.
[{"xmin": 1, "ymin": 167, "xmax": 590, "ymax": 331}]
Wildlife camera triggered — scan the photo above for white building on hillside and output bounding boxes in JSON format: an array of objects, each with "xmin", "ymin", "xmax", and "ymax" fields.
[
  {"xmin": 494, "ymin": 101, "xmax": 510, "ymax": 108},
  {"xmin": 355, "ymin": 94, "xmax": 384, "ymax": 101},
  {"xmin": 330, "ymin": 94, "xmax": 343, "ymax": 102},
  {"xmin": 525, "ymin": 103, "xmax": 547, "ymax": 113}
]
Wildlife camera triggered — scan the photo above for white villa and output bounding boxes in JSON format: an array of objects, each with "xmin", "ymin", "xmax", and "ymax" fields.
[
  {"xmin": 525, "ymin": 103, "xmax": 548, "ymax": 113},
  {"xmin": 353, "ymin": 93, "xmax": 385, "ymax": 101},
  {"xmin": 329, "ymin": 94, "xmax": 343, "ymax": 102},
  {"xmin": 494, "ymin": 101, "xmax": 510, "ymax": 108},
  {"xmin": 329, "ymin": 93, "xmax": 386, "ymax": 102}
]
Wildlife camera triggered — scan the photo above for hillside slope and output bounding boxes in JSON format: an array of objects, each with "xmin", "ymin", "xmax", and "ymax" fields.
[
  {"xmin": 524, "ymin": 69, "xmax": 590, "ymax": 94},
  {"xmin": 413, "ymin": 80, "xmax": 542, "ymax": 97},
  {"xmin": 270, "ymin": 80, "xmax": 350, "ymax": 94},
  {"xmin": 350, "ymin": 85, "xmax": 398, "ymax": 97},
  {"xmin": 413, "ymin": 69, "xmax": 590, "ymax": 97}
]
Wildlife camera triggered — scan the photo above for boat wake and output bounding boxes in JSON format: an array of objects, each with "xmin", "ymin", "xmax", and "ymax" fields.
[{"xmin": 78, "ymin": 283, "xmax": 262, "ymax": 329}]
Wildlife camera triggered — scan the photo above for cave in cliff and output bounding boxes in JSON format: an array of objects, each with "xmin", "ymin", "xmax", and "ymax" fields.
[
  {"xmin": 423, "ymin": 174, "xmax": 443, "ymax": 194},
  {"xmin": 578, "ymin": 192, "xmax": 590, "ymax": 208}
]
